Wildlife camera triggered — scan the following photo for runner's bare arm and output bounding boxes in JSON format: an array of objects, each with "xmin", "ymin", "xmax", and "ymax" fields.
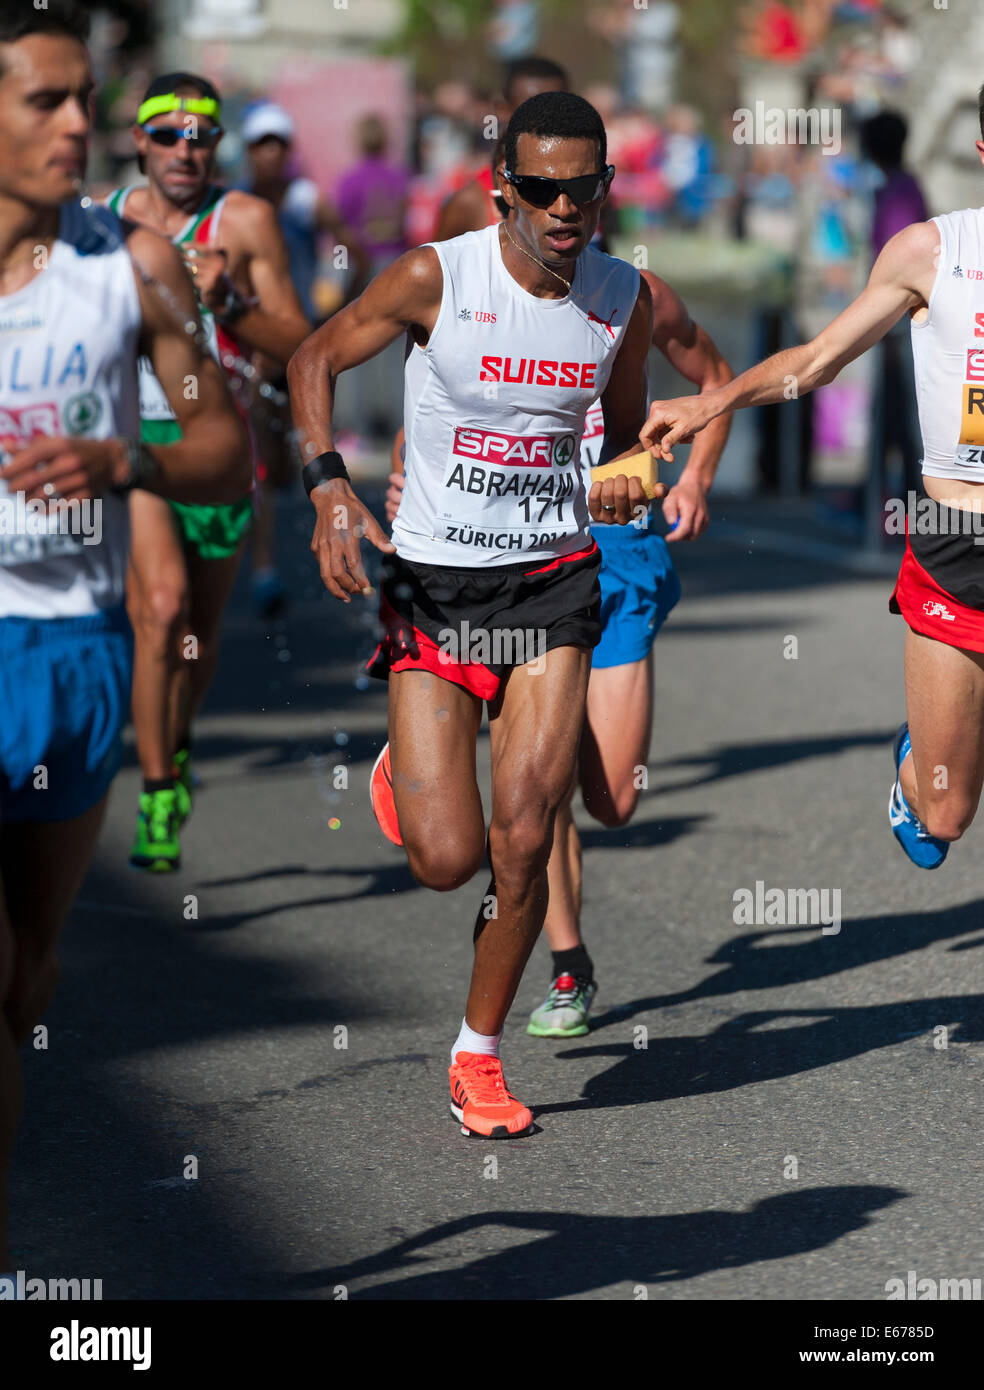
[
  {"xmin": 642, "ymin": 220, "xmax": 938, "ymax": 461},
  {"xmin": 287, "ymin": 248, "xmax": 443, "ymax": 603},
  {"xmin": 591, "ymin": 275, "xmax": 666, "ymax": 524},
  {"xmin": 646, "ymin": 269, "xmax": 733, "ymax": 540},
  {"xmin": 219, "ymin": 194, "xmax": 311, "ymax": 364},
  {"xmin": 0, "ymin": 227, "xmax": 250, "ymax": 505}
]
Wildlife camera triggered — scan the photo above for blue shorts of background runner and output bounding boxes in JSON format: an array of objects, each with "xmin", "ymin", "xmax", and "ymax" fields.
[
  {"xmin": 0, "ymin": 604, "xmax": 132, "ymax": 823},
  {"xmin": 590, "ymin": 513, "xmax": 681, "ymax": 669}
]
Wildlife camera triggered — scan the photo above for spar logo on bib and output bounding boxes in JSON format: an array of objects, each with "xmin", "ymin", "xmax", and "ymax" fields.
[{"xmin": 452, "ymin": 426, "xmax": 578, "ymax": 468}]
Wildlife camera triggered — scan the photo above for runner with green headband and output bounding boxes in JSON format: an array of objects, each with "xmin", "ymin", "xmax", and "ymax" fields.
[{"xmin": 106, "ymin": 72, "xmax": 310, "ymax": 872}]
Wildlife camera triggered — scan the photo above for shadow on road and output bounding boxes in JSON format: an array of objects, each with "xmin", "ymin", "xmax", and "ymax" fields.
[
  {"xmin": 591, "ymin": 899, "xmax": 984, "ymax": 1029},
  {"xmin": 536, "ymin": 994, "xmax": 984, "ymax": 1114},
  {"xmin": 655, "ymin": 729, "xmax": 897, "ymax": 795},
  {"xmin": 287, "ymin": 1185, "xmax": 903, "ymax": 1299}
]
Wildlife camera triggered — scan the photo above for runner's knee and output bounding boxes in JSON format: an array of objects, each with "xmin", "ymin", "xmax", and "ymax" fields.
[
  {"xmin": 582, "ymin": 780, "xmax": 639, "ymax": 828},
  {"xmin": 5, "ymin": 948, "xmax": 59, "ymax": 1046},
  {"xmin": 488, "ymin": 808, "xmax": 555, "ymax": 879},
  {"xmin": 922, "ymin": 796, "xmax": 976, "ymax": 843},
  {"xmin": 404, "ymin": 832, "xmax": 484, "ymax": 892},
  {"xmin": 131, "ymin": 581, "xmax": 188, "ymax": 642}
]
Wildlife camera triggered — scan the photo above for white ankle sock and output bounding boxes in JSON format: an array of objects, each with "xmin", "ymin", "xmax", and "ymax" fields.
[{"xmin": 451, "ymin": 1017, "xmax": 501, "ymax": 1064}]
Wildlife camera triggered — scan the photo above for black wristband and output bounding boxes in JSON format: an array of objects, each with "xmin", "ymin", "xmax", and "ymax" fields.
[
  {"xmin": 112, "ymin": 437, "xmax": 160, "ymax": 496},
  {"xmin": 303, "ymin": 451, "xmax": 349, "ymax": 496}
]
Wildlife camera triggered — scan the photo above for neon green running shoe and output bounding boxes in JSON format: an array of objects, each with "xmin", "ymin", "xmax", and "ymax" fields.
[
  {"xmin": 527, "ymin": 973, "xmax": 597, "ymax": 1038},
  {"xmin": 172, "ymin": 747, "xmax": 194, "ymax": 826},
  {"xmin": 129, "ymin": 789, "xmax": 182, "ymax": 872}
]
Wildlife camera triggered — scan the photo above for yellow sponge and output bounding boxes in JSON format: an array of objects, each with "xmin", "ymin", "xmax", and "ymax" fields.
[{"xmin": 589, "ymin": 450, "xmax": 660, "ymax": 500}]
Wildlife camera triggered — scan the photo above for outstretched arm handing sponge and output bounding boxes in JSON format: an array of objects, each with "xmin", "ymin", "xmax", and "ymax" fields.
[{"xmin": 633, "ymin": 270, "xmax": 733, "ymax": 541}]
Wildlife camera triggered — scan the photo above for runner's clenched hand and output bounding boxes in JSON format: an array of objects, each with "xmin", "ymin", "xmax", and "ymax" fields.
[
  {"xmin": 2, "ymin": 435, "xmax": 130, "ymax": 501},
  {"xmin": 309, "ymin": 478, "xmax": 395, "ymax": 602}
]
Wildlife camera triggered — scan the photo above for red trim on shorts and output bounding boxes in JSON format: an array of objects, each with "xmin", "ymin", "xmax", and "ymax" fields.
[
  {"xmin": 523, "ymin": 539, "xmax": 599, "ymax": 578},
  {"xmin": 892, "ymin": 531, "xmax": 984, "ymax": 653},
  {"xmin": 365, "ymin": 596, "xmax": 500, "ymax": 700}
]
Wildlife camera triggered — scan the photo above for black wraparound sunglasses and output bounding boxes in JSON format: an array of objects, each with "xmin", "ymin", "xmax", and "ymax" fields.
[
  {"xmin": 142, "ymin": 124, "xmax": 224, "ymax": 149},
  {"xmin": 501, "ymin": 165, "xmax": 614, "ymax": 208}
]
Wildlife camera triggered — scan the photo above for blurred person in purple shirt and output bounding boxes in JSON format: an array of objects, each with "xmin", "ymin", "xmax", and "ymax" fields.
[
  {"xmin": 860, "ymin": 110, "xmax": 928, "ymax": 502},
  {"xmin": 860, "ymin": 110, "xmax": 928, "ymax": 256},
  {"xmin": 336, "ymin": 115, "xmax": 410, "ymax": 271}
]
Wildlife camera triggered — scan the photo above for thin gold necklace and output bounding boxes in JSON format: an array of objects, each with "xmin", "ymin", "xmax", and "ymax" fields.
[{"xmin": 501, "ymin": 220, "xmax": 577, "ymax": 294}]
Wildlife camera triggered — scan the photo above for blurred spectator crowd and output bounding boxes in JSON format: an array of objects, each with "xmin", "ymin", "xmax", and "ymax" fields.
[{"xmin": 85, "ymin": 0, "xmax": 932, "ymax": 487}]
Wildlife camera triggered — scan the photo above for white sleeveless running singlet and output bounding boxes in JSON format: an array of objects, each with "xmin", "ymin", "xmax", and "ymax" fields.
[
  {"xmin": 0, "ymin": 201, "xmax": 140, "ymax": 618},
  {"xmin": 912, "ymin": 208, "xmax": 984, "ymax": 483},
  {"xmin": 106, "ymin": 185, "xmax": 226, "ymax": 425},
  {"xmin": 396, "ymin": 224, "xmax": 640, "ymax": 566}
]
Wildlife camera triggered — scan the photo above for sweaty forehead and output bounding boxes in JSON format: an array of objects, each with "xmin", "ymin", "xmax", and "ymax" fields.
[
  {"xmin": 0, "ymin": 34, "xmax": 91, "ymax": 92},
  {"xmin": 513, "ymin": 134, "xmax": 600, "ymax": 178}
]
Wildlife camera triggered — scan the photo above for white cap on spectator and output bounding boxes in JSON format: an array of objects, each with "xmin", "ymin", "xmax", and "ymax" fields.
[{"xmin": 243, "ymin": 102, "xmax": 295, "ymax": 146}]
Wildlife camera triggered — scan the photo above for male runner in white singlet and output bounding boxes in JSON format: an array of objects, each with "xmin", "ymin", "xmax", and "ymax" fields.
[
  {"xmin": 642, "ymin": 82, "xmax": 984, "ymax": 874},
  {"xmin": 391, "ymin": 61, "xmax": 733, "ymax": 1036},
  {"xmin": 107, "ymin": 73, "xmax": 309, "ymax": 872},
  {"xmin": 0, "ymin": 3, "xmax": 249, "ymax": 1278},
  {"xmin": 290, "ymin": 92, "xmax": 664, "ymax": 1138}
]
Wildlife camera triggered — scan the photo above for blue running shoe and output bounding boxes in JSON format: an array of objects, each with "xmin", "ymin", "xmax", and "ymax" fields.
[{"xmin": 889, "ymin": 723, "xmax": 948, "ymax": 869}]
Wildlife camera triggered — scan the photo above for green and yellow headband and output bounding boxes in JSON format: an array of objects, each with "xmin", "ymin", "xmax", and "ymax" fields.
[{"xmin": 137, "ymin": 95, "xmax": 222, "ymax": 127}]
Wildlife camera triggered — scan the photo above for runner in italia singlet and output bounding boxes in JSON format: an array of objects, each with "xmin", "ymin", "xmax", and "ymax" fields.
[
  {"xmin": 396, "ymin": 223, "xmax": 641, "ymax": 567},
  {"xmin": 0, "ymin": 201, "xmax": 139, "ymax": 618}
]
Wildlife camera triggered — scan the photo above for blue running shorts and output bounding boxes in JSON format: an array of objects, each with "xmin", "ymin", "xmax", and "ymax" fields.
[
  {"xmin": 590, "ymin": 515, "xmax": 681, "ymax": 669},
  {"xmin": 0, "ymin": 604, "xmax": 133, "ymax": 823}
]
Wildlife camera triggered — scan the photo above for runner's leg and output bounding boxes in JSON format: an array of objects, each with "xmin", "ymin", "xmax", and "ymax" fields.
[
  {"xmin": 0, "ymin": 860, "xmax": 18, "ymax": 1271},
  {"xmin": 468, "ymin": 644, "xmax": 591, "ymax": 1035},
  {"xmin": 899, "ymin": 628, "xmax": 984, "ymax": 840},
  {"xmin": 580, "ymin": 650, "xmax": 654, "ymax": 827},
  {"xmin": 0, "ymin": 796, "xmax": 108, "ymax": 1267},
  {"xmin": 172, "ymin": 538, "xmax": 247, "ymax": 750},
  {"xmin": 388, "ymin": 668, "xmax": 486, "ymax": 891},
  {"xmin": 127, "ymin": 492, "xmax": 189, "ymax": 782},
  {"xmin": 541, "ymin": 774, "xmax": 582, "ymax": 951},
  {"xmin": 541, "ymin": 651, "xmax": 653, "ymax": 952}
]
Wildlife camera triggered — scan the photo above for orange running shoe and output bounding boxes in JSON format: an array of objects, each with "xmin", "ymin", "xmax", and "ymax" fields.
[
  {"xmin": 449, "ymin": 1052, "xmax": 534, "ymax": 1138},
  {"xmin": 370, "ymin": 742, "xmax": 403, "ymax": 846}
]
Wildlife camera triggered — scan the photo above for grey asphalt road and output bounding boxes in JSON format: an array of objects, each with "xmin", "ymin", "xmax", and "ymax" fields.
[{"xmin": 10, "ymin": 486, "xmax": 984, "ymax": 1301}]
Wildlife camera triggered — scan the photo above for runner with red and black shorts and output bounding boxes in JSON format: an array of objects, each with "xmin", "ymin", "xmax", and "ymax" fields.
[
  {"xmin": 289, "ymin": 91, "xmax": 665, "ymax": 1139},
  {"xmin": 642, "ymin": 153, "xmax": 984, "ymax": 873}
]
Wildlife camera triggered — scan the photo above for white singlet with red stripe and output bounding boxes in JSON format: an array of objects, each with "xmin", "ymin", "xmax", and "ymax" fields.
[
  {"xmin": 913, "ymin": 208, "xmax": 984, "ymax": 483},
  {"xmin": 396, "ymin": 223, "xmax": 640, "ymax": 566},
  {"xmin": 0, "ymin": 202, "xmax": 140, "ymax": 618}
]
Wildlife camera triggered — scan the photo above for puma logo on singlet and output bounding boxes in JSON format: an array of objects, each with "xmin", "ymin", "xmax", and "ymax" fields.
[{"xmin": 587, "ymin": 307, "xmax": 617, "ymax": 340}]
